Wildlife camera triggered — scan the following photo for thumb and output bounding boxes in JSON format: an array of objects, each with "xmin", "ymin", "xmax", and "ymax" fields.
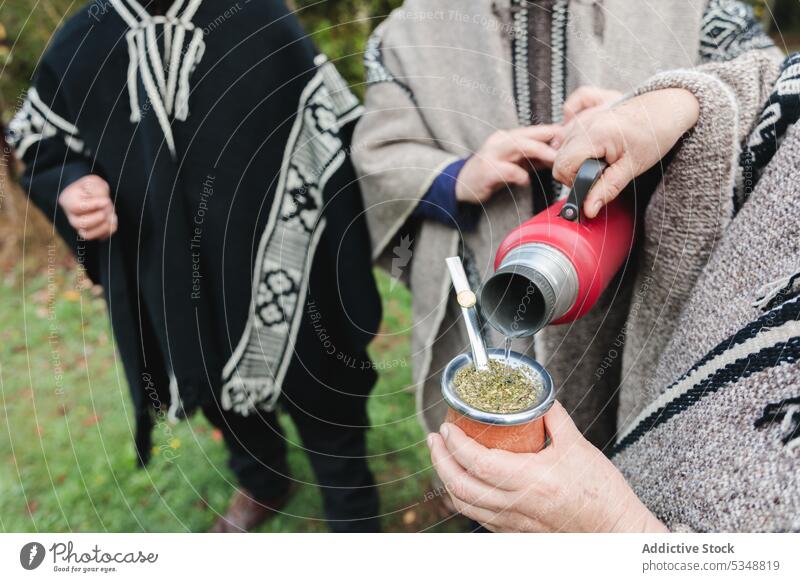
[
  {"xmin": 80, "ymin": 175, "xmax": 111, "ymax": 199},
  {"xmin": 543, "ymin": 401, "xmax": 583, "ymax": 447},
  {"xmin": 582, "ymin": 159, "xmax": 634, "ymax": 219}
]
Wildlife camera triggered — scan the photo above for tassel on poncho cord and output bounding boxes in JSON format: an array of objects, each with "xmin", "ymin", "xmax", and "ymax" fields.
[{"xmin": 109, "ymin": 0, "xmax": 206, "ymax": 158}]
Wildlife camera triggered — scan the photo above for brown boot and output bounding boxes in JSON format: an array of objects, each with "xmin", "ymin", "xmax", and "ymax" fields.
[{"xmin": 209, "ymin": 488, "xmax": 292, "ymax": 533}]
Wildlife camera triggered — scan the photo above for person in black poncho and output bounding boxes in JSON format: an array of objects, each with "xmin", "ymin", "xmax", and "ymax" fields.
[{"xmin": 6, "ymin": 0, "xmax": 383, "ymax": 532}]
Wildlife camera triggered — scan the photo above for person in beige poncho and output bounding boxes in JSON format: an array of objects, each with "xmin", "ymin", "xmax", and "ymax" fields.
[{"xmin": 353, "ymin": 0, "xmax": 780, "ymax": 456}]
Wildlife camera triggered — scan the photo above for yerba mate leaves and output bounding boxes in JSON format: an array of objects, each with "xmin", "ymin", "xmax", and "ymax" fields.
[{"xmin": 454, "ymin": 360, "xmax": 543, "ymax": 414}]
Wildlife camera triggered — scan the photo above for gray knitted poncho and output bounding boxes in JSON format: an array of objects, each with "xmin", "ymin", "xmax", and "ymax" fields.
[{"xmin": 611, "ymin": 51, "xmax": 799, "ymax": 532}]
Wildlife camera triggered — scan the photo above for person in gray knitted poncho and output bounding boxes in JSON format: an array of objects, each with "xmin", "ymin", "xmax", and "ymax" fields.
[{"xmin": 428, "ymin": 49, "xmax": 800, "ymax": 533}]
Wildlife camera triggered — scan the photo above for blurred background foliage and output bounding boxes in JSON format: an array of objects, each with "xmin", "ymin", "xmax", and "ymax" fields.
[
  {"xmin": 0, "ymin": 0, "xmax": 800, "ymax": 117},
  {"xmin": 1, "ymin": 0, "xmax": 798, "ymax": 114},
  {"xmin": 0, "ymin": 0, "xmax": 404, "ymax": 116}
]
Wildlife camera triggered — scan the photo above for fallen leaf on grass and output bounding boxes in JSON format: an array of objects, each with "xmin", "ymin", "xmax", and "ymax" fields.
[
  {"xmin": 402, "ymin": 510, "xmax": 417, "ymax": 526},
  {"xmin": 82, "ymin": 414, "xmax": 101, "ymax": 427},
  {"xmin": 62, "ymin": 290, "xmax": 81, "ymax": 302}
]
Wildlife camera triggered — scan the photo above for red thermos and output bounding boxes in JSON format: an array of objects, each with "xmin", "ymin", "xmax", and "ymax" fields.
[{"xmin": 480, "ymin": 159, "xmax": 636, "ymax": 337}]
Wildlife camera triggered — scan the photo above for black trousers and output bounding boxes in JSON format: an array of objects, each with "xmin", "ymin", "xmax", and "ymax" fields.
[{"xmin": 202, "ymin": 342, "xmax": 380, "ymax": 533}]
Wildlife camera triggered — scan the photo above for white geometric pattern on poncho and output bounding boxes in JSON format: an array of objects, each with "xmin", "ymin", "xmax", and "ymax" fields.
[
  {"xmin": 737, "ymin": 53, "xmax": 800, "ymax": 210},
  {"xmin": 699, "ymin": 0, "xmax": 775, "ymax": 63}
]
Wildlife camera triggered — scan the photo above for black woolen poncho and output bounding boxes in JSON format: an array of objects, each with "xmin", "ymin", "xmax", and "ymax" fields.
[{"xmin": 7, "ymin": 0, "xmax": 381, "ymax": 463}]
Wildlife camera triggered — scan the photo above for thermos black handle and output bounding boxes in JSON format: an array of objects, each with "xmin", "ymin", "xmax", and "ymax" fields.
[{"xmin": 559, "ymin": 158, "xmax": 608, "ymax": 222}]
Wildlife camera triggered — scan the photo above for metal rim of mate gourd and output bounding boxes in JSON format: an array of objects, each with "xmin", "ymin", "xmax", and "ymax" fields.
[{"xmin": 441, "ymin": 348, "xmax": 555, "ymax": 426}]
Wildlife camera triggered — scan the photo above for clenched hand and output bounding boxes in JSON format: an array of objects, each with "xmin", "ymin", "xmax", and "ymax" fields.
[{"xmin": 58, "ymin": 175, "xmax": 118, "ymax": 241}]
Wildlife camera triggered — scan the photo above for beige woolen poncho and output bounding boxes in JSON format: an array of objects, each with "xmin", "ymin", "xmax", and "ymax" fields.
[{"xmin": 353, "ymin": 0, "xmax": 779, "ymax": 450}]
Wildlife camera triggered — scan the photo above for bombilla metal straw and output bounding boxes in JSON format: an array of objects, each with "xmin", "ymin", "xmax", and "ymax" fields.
[{"xmin": 445, "ymin": 257, "xmax": 490, "ymax": 371}]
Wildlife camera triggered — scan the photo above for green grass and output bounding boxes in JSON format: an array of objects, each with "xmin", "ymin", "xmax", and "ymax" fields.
[{"xmin": 0, "ymin": 263, "xmax": 465, "ymax": 532}]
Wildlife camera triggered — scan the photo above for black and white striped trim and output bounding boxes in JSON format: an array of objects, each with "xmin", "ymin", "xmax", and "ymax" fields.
[
  {"xmin": 510, "ymin": 0, "xmax": 532, "ymax": 127},
  {"xmin": 6, "ymin": 88, "xmax": 86, "ymax": 159},
  {"xmin": 510, "ymin": 0, "xmax": 568, "ymax": 198},
  {"xmin": 508, "ymin": 0, "xmax": 569, "ymax": 125},
  {"xmin": 614, "ymin": 296, "xmax": 800, "ymax": 455},
  {"xmin": 220, "ymin": 57, "xmax": 362, "ymax": 416},
  {"xmin": 752, "ymin": 270, "xmax": 800, "ymax": 312},
  {"xmin": 549, "ymin": 0, "xmax": 568, "ymax": 124}
]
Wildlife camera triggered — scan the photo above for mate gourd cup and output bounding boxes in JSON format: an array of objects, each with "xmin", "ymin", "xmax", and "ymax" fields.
[{"xmin": 441, "ymin": 348, "xmax": 554, "ymax": 453}]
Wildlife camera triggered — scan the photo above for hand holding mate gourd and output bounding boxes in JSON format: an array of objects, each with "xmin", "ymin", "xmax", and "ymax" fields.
[{"xmin": 428, "ymin": 402, "xmax": 668, "ymax": 533}]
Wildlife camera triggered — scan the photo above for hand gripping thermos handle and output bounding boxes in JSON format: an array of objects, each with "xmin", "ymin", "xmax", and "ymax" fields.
[{"xmin": 559, "ymin": 158, "xmax": 608, "ymax": 222}]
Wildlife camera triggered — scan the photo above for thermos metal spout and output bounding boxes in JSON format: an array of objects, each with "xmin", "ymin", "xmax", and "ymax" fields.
[{"xmin": 480, "ymin": 244, "xmax": 579, "ymax": 337}]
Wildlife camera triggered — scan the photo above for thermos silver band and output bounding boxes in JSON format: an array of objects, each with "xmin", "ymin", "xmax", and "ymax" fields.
[{"xmin": 479, "ymin": 243, "xmax": 579, "ymax": 337}]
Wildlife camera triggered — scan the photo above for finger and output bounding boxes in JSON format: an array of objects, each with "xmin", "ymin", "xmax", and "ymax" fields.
[
  {"xmin": 70, "ymin": 208, "xmax": 113, "ymax": 231},
  {"xmin": 439, "ymin": 423, "xmax": 537, "ymax": 491},
  {"xmin": 454, "ymin": 501, "xmax": 528, "ymax": 532},
  {"xmin": 510, "ymin": 124, "xmax": 563, "ymax": 142},
  {"xmin": 522, "ymin": 141, "xmax": 558, "ymax": 167},
  {"xmin": 78, "ymin": 175, "xmax": 111, "ymax": 198},
  {"xmin": 428, "ymin": 432, "xmax": 510, "ymax": 512},
  {"xmin": 79, "ymin": 213, "xmax": 117, "ymax": 241},
  {"xmin": 64, "ymin": 194, "xmax": 113, "ymax": 215},
  {"xmin": 582, "ymin": 160, "xmax": 634, "ymax": 219},
  {"xmin": 552, "ymin": 137, "xmax": 606, "ymax": 187},
  {"xmin": 502, "ymin": 139, "xmax": 558, "ymax": 167},
  {"xmin": 542, "ymin": 401, "xmax": 584, "ymax": 450},
  {"xmin": 429, "ymin": 436, "xmax": 527, "ymax": 531},
  {"xmin": 496, "ymin": 162, "xmax": 531, "ymax": 188},
  {"xmin": 450, "ymin": 498, "xmax": 542, "ymax": 533},
  {"xmin": 550, "ymin": 125, "xmax": 572, "ymax": 150}
]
